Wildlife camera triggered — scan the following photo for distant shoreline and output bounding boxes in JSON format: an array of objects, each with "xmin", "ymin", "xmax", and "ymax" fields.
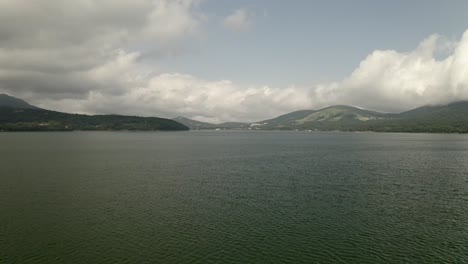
[{"xmin": 2, "ymin": 129, "xmax": 468, "ymax": 135}]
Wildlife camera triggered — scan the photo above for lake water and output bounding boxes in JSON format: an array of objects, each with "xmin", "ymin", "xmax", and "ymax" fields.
[{"xmin": 1, "ymin": 131, "xmax": 467, "ymax": 263}]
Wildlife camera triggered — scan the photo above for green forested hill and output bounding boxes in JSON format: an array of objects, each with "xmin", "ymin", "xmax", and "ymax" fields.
[
  {"xmin": 256, "ymin": 110, "xmax": 317, "ymax": 128},
  {"xmin": 0, "ymin": 108, "xmax": 189, "ymax": 131},
  {"xmin": 256, "ymin": 106, "xmax": 391, "ymax": 130},
  {"xmin": 255, "ymin": 102, "xmax": 468, "ymax": 133},
  {"xmin": 0, "ymin": 94, "xmax": 188, "ymax": 131},
  {"xmin": 372, "ymin": 101, "xmax": 468, "ymax": 133}
]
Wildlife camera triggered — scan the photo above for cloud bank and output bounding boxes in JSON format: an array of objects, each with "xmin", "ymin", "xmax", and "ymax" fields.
[{"xmin": 0, "ymin": 0, "xmax": 468, "ymax": 122}]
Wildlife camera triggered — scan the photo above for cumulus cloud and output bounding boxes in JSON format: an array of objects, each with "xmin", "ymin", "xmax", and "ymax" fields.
[
  {"xmin": 1, "ymin": 0, "xmax": 468, "ymax": 123},
  {"xmin": 0, "ymin": 0, "xmax": 202, "ymax": 49},
  {"xmin": 223, "ymin": 9, "xmax": 253, "ymax": 32},
  {"xmin": 310, "ymin": 32, "xmax": 468, "ymax": 112},
  {"xmin": 38, "ymin": 71, "xmax": 313, "ymax": 123},
  {"xmin": 0, "ymin": 0, "xmax": 205, "ymax": 104}
]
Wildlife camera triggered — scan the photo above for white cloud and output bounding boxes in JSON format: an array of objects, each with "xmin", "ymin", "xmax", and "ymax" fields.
[
  {"xmin": 309, "ymin": 32, "xmax": 468, "ymax": 112},
  {"xmin": 0, "ymin": 0, "xmax": 202, "ymax": 49},
  {"xmin": 38, "ymin": 70, "xmax": 313, "ymax": 123},
  {"xmin": 0, "ymin": 0, "xmax": 205, "ymax": 98},
  {"xmin": 223, "ymin": 9, "xmax": 252, "ymax": 32},
  {"xmin": 1, "ymin": 0, "xmax": 468, "ymax": 123}
]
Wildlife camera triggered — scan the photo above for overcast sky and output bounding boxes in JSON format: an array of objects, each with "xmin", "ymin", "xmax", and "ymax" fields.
[{"xmin": 1, "ymin": 0, "xmax": 468, "ymax": 122}]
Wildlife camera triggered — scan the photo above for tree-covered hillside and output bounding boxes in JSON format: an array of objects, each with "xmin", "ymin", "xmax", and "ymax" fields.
[
  {"xmin": 0, "ymin": 94, "xmax": 188, "ymax": 131},
  {"xmin": 0, "ymin": 108, "xmax": 189, "ymax": 131},
  {"xmin": 175, "ymin": 102, "xmax": 468, "ymax": 133}
]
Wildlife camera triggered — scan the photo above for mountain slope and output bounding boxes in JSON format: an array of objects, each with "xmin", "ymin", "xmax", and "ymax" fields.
[
  {"xmin": 253, "ymin": 102, "xmax": 468, "ymax": 133},
  {"xmin": 0, "ymin": 95, "xmax": 188, "ymax": 131},
  {"xmin": 398, "ymin": 101, "xmax": 468, "ymax": 120},
  {"xmin": 0, "ymin": 108, "xmax": 189, "ymax": 131},
  {"xmin": 255, "ymin": 106, "xmax": 391, "ymax": 130},
  {"xmin": 257, "ymin": 110, "xmax": 316, "ymax": 128},
  {"xmin": 0, "ymin": 94, "xmax": 39, "ymax": 109},
  {"xmin": 296, "ymin": 105, "xmax": 388, "ymax": 123},
  {"xmin": 369, "ymin": 101, "xmax": 468, "ymax": 133}
]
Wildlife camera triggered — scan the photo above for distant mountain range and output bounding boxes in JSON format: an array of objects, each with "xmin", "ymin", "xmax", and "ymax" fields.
[
  {"xmin": 2, "ymin": 93, "xmax": 468, "ymax": 133},
  {"xmin": 174, "ymin": 102, "xmax": 468, "ymax": 133},
  {"xmin": 0, "ymin": 94, "xmax": 188, "ymax": 131}
]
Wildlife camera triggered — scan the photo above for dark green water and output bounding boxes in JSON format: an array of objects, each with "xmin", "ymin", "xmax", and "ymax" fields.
[{"xmin": 1, "ymin": 131, "xmax": 467, "ymax": 263}]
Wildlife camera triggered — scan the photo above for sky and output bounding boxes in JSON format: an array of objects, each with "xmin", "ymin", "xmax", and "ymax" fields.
[{"xmin": 0, "ymin": 0, "xmax": 468, "ymax": 122}]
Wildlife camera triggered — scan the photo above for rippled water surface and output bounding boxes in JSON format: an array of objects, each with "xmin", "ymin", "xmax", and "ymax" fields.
[{"xmin": 1, "ymin": 131, "xmax": 467, "ymax": 263}]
